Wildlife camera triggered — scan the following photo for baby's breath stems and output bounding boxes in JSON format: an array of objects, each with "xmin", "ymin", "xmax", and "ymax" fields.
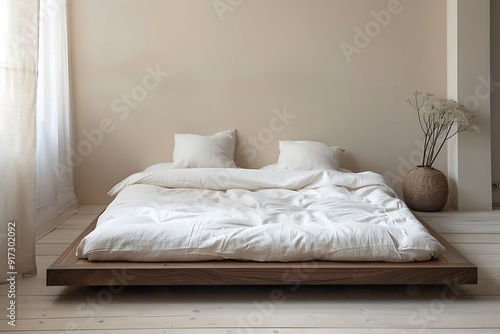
[{"xmin": 405, "ymin": 91, "xmax": 479, "ymax": 168}]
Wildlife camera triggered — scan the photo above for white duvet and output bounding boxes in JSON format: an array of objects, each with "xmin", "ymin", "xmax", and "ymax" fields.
[{"xmin": 77, "ymin": 168, "xmax": 444, "ymax": 262}]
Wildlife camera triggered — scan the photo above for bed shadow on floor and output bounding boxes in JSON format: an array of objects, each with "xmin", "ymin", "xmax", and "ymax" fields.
[{"xmin": 54, "ymin": 284, "xmax": 470, "ymax": 305}]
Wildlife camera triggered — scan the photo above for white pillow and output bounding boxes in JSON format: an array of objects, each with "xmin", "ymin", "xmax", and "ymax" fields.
[
  {"xmin": 171, "ymin": 129, "xmax": 238, "ymax": 168},
  {"xmin": 276, "ymin": 140, "xmax": 345, "ymax": 171}
]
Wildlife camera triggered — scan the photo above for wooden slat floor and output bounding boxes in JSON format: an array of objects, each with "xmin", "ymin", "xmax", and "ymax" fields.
[{"xmin": 1, "ymin": 205, "xmax": 499, "ymax": 333}]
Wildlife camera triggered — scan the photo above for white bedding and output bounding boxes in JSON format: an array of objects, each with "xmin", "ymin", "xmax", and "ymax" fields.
[{"xmin": 77, "ymin": 168, "xmax": 445, "ymax": 262}]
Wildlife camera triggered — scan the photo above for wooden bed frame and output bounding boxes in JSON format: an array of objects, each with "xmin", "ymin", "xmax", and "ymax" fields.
[{"xmin": 46, "ymin": 215, "xmax": 477, "ymax": 286}]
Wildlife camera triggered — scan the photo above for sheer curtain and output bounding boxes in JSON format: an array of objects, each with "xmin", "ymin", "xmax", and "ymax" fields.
[
  {"xmin": 0, "ymin": 0, "xmax": 40, "ymax": 282},
  {"xmin": 36, "ymin": 0, "xmax": 77, "ymax": 238},
  {"xmin": 0, "ymin": 0, "xmax": 76, "ymax": 283}
]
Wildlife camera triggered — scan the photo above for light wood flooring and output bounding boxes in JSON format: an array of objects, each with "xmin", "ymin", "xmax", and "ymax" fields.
[{"xmin": 1, "ymin": 205, "xmax": 499, "ymax": 333}]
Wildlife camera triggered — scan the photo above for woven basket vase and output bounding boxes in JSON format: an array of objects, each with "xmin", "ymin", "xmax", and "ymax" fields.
[{"xmin": 402, "ymin": 166, "xmax": 449, "ymax": 212}]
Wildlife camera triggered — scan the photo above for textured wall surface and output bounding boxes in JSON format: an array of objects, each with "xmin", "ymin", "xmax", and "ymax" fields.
[{"xmin": 69, "ymin": 0, "xmax": 447, "ymax": 204}]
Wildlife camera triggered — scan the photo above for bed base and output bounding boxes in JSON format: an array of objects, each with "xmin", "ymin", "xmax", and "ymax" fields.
[{"xmin": 46, "ymin": 216, "xmax": 477, "ymax": 286}]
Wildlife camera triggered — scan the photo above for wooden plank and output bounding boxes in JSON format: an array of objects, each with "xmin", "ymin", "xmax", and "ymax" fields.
[
  {"xmin": 0, "ymin": 284, "xmax": 85, "ymax": 297},
  {"xmin": 36, "ymin": 243, "xmax": 72, "ymax": 256},
  {"xmin": 462, "ymin": 254, "xmax": 500, "ymax": 264},
  {"xmin": 75, "ymin": 205, "xmax": 107, "ymax": 214},
  {"xmin": 430, "ymin": 225, "xmax": 500, "ymax": 234},
  {"xmin": 47, "ymin": 264, "xmax": 478, "ymax": 286},
  {"xmin": 477, "ymin": 265, "xmax": 500, "ymax": 280},
  {"xmin": 57, "ymin": 218, "xmax": 98, "ymax": 229},
  {"xmin": 5, "ymin": 330, "xmax": 500, "ymax": 334},
  {"xmin": 5, "ymin": 302, "xmax": 500, "ymax": 331},
  {"xmin": 36, "ymin": 228, "xmax": 87, "ymax": 244},
  {"xmin": 440, "ymin": 234, "xmax": 500, "ymax": 244},
  {"xmin": 36, "ymin": 255, "xmax": 60, "ymax": 266},
  {"xmin": 419, "ymin": 211, "xmax": 500, "ymax": 224},
  {"xmin": 461, "ymin": 280, "xmax": 500, "ymax": 296},
  {"xmin": 451, "ymin": 244, "xmax": 500, "ymax": 255}
]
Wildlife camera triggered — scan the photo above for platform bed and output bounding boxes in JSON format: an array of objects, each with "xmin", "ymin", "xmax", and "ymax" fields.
[{"xmin": 46, "ymin": 215, "xmax": 477, "ymax": 286}]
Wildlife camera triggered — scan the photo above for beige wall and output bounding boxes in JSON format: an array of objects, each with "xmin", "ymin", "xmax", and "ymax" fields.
[{"xmin": 70, "ymin": 0, "xmax": 448, "ymax": 204}]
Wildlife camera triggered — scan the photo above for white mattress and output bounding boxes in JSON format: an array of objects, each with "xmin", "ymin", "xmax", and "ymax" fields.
[{"xmin": 76, "ymin": 168, "xmax": 445, "ymax": 262}]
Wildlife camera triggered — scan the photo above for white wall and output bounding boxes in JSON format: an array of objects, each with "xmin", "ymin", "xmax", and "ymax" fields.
[
  {"xmin": 447, "ymin": 0, "xmax": 491, "ymax": 211},
  {"xmin": 69, "ymin": 0, "xmax": 448, "ymax": 204},
  {"xmin": 492, "ymin": 0, "xmax": 500, "ymax": 205}
]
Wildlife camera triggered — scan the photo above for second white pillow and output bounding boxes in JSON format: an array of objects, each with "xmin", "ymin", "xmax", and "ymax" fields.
[{"xmin": 276, "ymin": 140, "xmax": 344, "ymax": 171}]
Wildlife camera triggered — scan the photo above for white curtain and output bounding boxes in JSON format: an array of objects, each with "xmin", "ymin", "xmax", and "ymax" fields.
[
  {"xmin": 0, "ymin": 0, "xmax": 40, "ymax": 282},
  {"xmin": 36, "ymin": 0, "xmax": 77, "ymax": 238},
  {"xmin": 0, "ymin": 0, "xmax": 76, "ymax": 283}
]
